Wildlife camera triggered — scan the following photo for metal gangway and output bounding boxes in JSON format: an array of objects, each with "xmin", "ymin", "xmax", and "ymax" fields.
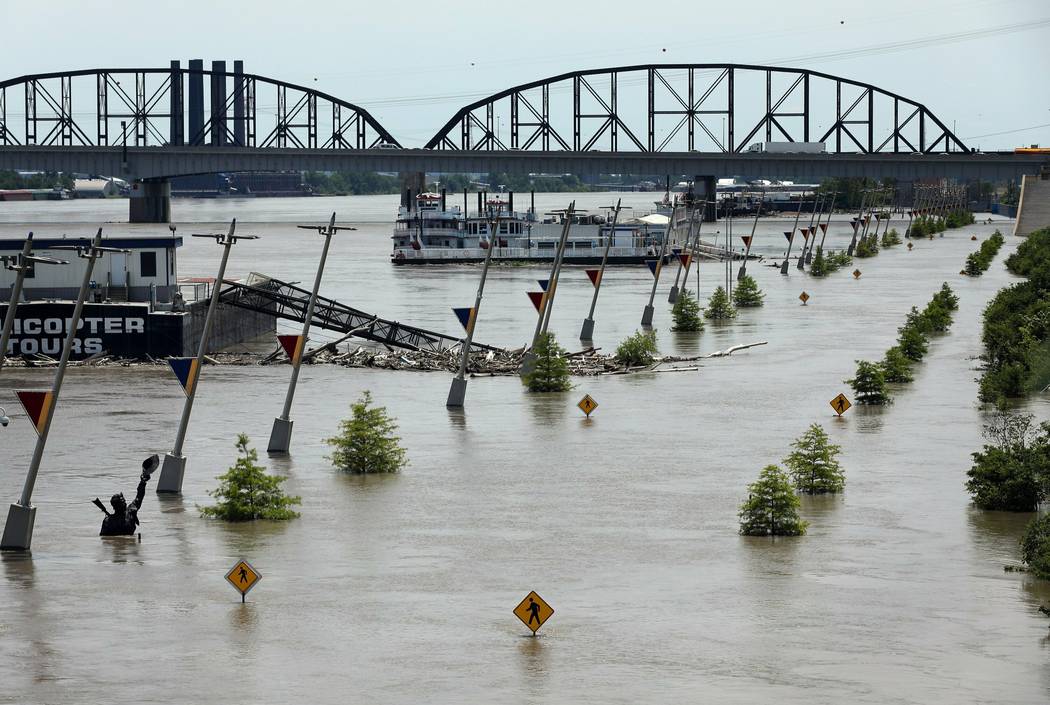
[{"xmin": 219, "ymin": 273, "xmax": 499, "ymax": 353}]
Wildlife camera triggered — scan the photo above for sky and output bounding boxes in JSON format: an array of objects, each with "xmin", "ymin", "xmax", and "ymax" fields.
[{"xmin": 1, "ymin": 0, "xmax": 1048, "ymax": 150}]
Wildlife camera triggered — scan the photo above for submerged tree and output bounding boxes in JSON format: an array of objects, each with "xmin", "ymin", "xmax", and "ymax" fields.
[
  {"xmin": 704, "ymin": 285, "xmax": 737, "ymax": 319},
  {"xmin": 1021, "ymin": 514, "xmax": 1050, "ymax": 580},
  {"xmin": 523, "ymin": 332, "xmax": 572, "ymax": 391},
  {"xmin": 738, "ymin": 465, "xmax": 808, "ymax": 536},
  {"xmin": 326, "ymin": 391, "xmax": 409, "ymax": 473},
  {"xmin": 671, "ymin": 290, "xmax": 704, "ymax": 332},
  {"xmin": 784, "ymin": 423, "xmax": 845, "ymax": 494},
  {"xmin": 809, "ymin": 246, "xmax": 830, "ymax": 277},
  {"xmin": 897, "ymin": 318, "xmax": 930, "ymax": 361},
  {"xmin": 614, "ymin": 329, "xmax": 659, "ymax": 367},
  {"xmin": 200, "ymin": 434, "xmax": 301, "ymax": 521},
  {"xmin": 847, "ymin": 359, "xmax": 891, "ymax": 404},
  {"xmin": 965, "ymin": 412, "xmax": 1050, "ymax": 511},
  {"xmin": 733, "ymin": 274, "xmax": 765, "ymax": 307},
  {"xmin": 881, "ymin": 345, "xmax": 915, "ymax": 384},
  {"xmin": 933, "ymin": 282, "xmax": 960, "ymax": 312},
  {"xmin": 881, "ymin": 228, "xmax": 902, "ymax": 248}
]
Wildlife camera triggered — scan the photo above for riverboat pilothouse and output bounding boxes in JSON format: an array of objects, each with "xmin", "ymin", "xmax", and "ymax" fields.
[{"xmin": 391, "ymin": 192, "xmax": 677, "ymax": 265}]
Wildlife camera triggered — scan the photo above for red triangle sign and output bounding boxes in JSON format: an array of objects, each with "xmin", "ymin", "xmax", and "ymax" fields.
[
  {"xmin": 16, "ymin": 389, "xmax": 54, "ymax": 435},
  {"xmin": 819, "ymin": 223, "xmax": 828, "ymax": 233},
  {"xmin": 527, "ymin": 291, "xmax": 544, "ymax": 312},
  {"xmin": 678, "ymin": 253, "xmax": 692, "ymax": 268},
  {"xmin": 585, "ymin": 269, "xmax": 601, "ymax": 287},
  {"xmin": 740, "ymin": 235, "xmax": 753, "ymax": 248},
  {"xmin": 278, "ymin": 334, "xmax": 304, "ymax": 365}
]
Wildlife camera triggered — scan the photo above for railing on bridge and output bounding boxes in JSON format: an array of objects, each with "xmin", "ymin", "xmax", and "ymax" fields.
[
  {"xmin": 0, "ymin": 60, "xmax": 398, "ymax": 150},
  {"xmin": 424, "ymin": 64, "xmax": 969, "ymax": 155}
]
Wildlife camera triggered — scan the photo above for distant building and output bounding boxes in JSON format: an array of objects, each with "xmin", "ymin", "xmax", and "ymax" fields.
[{"xmin": 73, "ymin": 178, "xmax": 124, "ymax": 198}]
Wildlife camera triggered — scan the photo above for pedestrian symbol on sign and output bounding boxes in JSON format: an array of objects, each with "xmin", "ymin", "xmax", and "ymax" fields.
[
  {"xmin": 513, "ymin": 591, "xmax": 554, "ymax": 635},
  {"xmin": 829, "ymin": 393, "xmax": 852, "ymax": 416}
]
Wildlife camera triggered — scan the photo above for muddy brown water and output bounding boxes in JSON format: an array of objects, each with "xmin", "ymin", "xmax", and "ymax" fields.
[{"xmin": 1, "ymin": 195, "xmax": 1047, "ymax": 704}]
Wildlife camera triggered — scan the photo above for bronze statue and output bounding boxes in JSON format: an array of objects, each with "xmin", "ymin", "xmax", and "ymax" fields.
[{"xmin": 94, "ymin": 455, "xmax": 159, "ymax": 536}]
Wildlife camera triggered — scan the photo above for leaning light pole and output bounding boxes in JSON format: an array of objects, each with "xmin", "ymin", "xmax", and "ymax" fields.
[
  {"xmin": 2, "ymin": 234, "xmax": 66, "ymax": 374},
  {"xmin": 268, "ymin": 213, "xmax": 353, "ymax": 451},
  {"xmin": 521, "ymin": 202, "xmax": 574, "ymax": 376},
  {"xmin": 1, "ymin": 229, "xmax": 122, "ymax": 551},
  {"xmin": 641, "ymin": 198, "xmax": 679, "ymax": 326},
  {"xmin": 580, "ymin": 199, "xmax": 621, "ymax": 341},
  {"xmin": 447, "ymin": 205, "xmax": 502, "ymax": 407},
  {"xmin": 157, "ymin": 220, "xmax": 257, "ymax": 494},
  {"xmin": 779, "ymin": 196, "xmax": 804, "ymax": 275}
]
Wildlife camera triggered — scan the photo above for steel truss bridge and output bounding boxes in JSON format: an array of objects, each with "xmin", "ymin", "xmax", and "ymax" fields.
[{"xmin": 0, "ymin": 61, "xmax": 1045, "ymax": 184}]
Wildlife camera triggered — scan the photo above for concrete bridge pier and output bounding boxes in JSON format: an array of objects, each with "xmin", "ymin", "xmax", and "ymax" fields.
[
  {"xmin": 129, "ymin": 178, "xmax": 172, "ymax": 223},
  {"xmin": 400, "ymin": 172, "xmax": 427, "ymax": 209},
  {"xmin": 694, "ymin": 175, "xmax": 717, "ymax": 221}
]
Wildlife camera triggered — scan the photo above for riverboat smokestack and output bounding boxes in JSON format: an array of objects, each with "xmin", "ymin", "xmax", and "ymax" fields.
[
  {"xmin": 508, "ymin": 191, "xmax": 514, "ymax": 214},
  {"xmin": 441, "ymin": 189, "xmax": 446, "ymax": 212}
]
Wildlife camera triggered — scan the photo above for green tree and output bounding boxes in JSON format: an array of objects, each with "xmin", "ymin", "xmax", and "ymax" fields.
[
  {"xmin": 897, "ymin": 321, "xmax": 929, "ymax": 361},
  {"xmin": 1020, "ymin": 514, "xmax": 1050, "ymax": 580},
  {"xmin": 854, "ymin": 235, "xmax": 879, "ymax": 258},
  {"xmin": 524, "ymin": 332, "xmax": 572, "ymax": 391},
  {"xmin": 704, "ymin": 286, "xmax": 737, "ymax": 319},
  {"xmin": 921, "ymin": 299, "xmax": 953, "ymax": 333},
  {"xmin": 614, "ymin": 329, "xmax": 659, "ymax": 367},
  {"xmin": 738, "ymin": 465, "xmax": 808, "ymax": 536},
  {"xmin": 809, "ymin": 246, "xmax": 829, "ymax": 277},
  {"xmin": 326, "ymin": 391, "xmax": 408, "ymax": 473},
  {"xmin": 199, "ymin": 434, "xmax": 301, "ymax": 521},
  {"xmin": 671, "ymin": 290, "xmax": 704, "ymax": 332},
  {"xmin": 881, "ymin": 228, "xmax": 902, "ymax": 247},
  {"xmin": 933, "ymin": 282, "xmax": 959, "ymax": 312},
  {"xmin": 965, "ymin": 413, "xmax": 1050, "ymax": 511},
  {"xmin": 784, "ymin": 423, "xmax": 845, "ymax": 494},
  {"xmin": 733, "ymin": 274, "xmax": 765, "ymax": 307},
  {"xmin": 881, "ymin": 345, "xmax": 915, "ymax": 383},
  {"xmin": 847, "ymin": 359, "xmax": 891, "ymax": 404}
]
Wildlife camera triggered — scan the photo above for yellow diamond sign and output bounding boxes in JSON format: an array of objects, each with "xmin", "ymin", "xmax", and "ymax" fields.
[
  {"xmin": 799, "ymin": 291, "xmax": 810, "ymax": 304},
  {"xmin": 853, "ymin": 269, "xmax": 862, "ymax": 279},
  {"xmin": 577, "ymin": 394, "xmax": 598, "ymax": 417},
  {"xmin": 830, "ymin": 393, "xmax": 852, "ymax": 416},
  {"xmin": 225, "ymin": 559, "xmax": 261, "ymax": 600},
  {"xmin": 514, "ymin": 591, "xmax": 554, "ymax": 634}
]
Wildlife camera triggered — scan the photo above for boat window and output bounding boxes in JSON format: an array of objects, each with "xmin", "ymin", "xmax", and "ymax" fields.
[
  {"xmin": 140, "ymin": 251, "xmax": 157, "ymax": 277},
  {"xmin": 537, "ymin": 241, "xmax": 555, "ymax": 249}
]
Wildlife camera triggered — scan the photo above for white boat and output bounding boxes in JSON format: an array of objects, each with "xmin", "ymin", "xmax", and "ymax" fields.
[{"xmin": 391, "ymin": 193, "xmax": 678, "ymax": 265}]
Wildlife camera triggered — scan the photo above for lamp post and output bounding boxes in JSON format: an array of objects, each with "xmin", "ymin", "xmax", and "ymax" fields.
[
  {"xmin": 269, "ymin": 213, "xmax": 353, "ymax": 451},
  {"xmin": 2, "ymin": 229, "xmax": 123, "ymax": 551},
  {"xmin": 580, "ymin": 199, "xmax": 622, "ymax": 341},
  {"xmin": 156, "ymin": 219, "xmax": 257, "ymax": 494}
]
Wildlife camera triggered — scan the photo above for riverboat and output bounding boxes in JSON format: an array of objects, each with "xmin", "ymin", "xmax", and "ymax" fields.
[{"xmin": 391, "ymin": 193, "xmax": 680, "ymax": 265}]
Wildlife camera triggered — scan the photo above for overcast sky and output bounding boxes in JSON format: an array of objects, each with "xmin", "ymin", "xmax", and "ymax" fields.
[{"xmin": 2, "ymin": 0, "xmax": 1048, "ymax": 150}]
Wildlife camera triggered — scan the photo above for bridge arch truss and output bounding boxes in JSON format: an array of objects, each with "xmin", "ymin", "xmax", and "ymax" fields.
[
  {"xmin": 0, "ymin": 63, "xmax": 398, "ymax": 151},
  {"xmin": 425, "ymin": 64, "xmax": 968, "ymax": 155}
]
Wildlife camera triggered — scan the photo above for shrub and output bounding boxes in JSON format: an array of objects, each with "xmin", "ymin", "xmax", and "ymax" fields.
[
  {"xmin": 921, "ymin": 300, "xmax": 954, "ymax": 333},
  {"xmin": 881, "ymin": 228, "xmax": 902, "ymax": 247},
  {"xmin": 738, "ymin": 465, "xmax": 808, "ymax": 536},
  {"xmin": 1005, "ymin": 227, "xmax": 1050, "ymax": 284},
  {"xmin": 965, "ymin": 412, "xmax": 1050, "ymax": 511},
  {"xmin": 854, "ymin": 235, "xmax": 879, "ymax": 258},
  {"xmin": 828, "ymin": 250, "xmax": 853, "ymax": 269},
  {"xmin": 784, "ymin": 423, "xmax": 845, "ymax": 494},
  {"xmin": 809, "ymin": 246, "xmax": 829, "ymax": 277},
  {"xmin": 963, "ymin": 230, "xmax": 1005, "ymax": 276},
  {"xmin": 933, "ymin": 282, "xmax": 959, "ymax": 311},
  {"xmin": 733, "ymin": 274, "xmax": 765, "ymax": 307},
  {"xmin": 897, "ymin": 323, "xmax": 929, "ymax": 361},
  {"xmin": 1020, "ymin": 514, "xmax": 1050, "ymax": 580},
  {"xmin": 614, "ymin": 329, "xmax": 658, "ymax": 367},
  {"xmin": 671, "ymin": 290, "xmax": 704, "ymax": 332},
  {"xmin": 200, "ymin": 434, "xmax": 301, "ymax": 521},
  {"xmin": 704, "ymin": 286, "xmax": 736, "ymax": 319},
  {"xmin": 326, "ymin": 391, "xmax": 409, "ymax": 472},
  {"xmin": 881, "ymin": 346, "xmax": 915, "ymax": 383},
  {"xmin": 847, "ymin": 359, "xmax": 891, "ymax": 404}
]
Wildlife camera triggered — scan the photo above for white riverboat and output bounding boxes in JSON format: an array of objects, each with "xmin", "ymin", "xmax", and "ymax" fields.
[{"xmin": 391, "ymin": 193, "xmax": 680, "ymax": 265}]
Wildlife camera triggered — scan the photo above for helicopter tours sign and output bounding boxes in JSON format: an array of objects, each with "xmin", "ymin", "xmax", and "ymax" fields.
[{"xmin": 0, "ymin": 301, "xmax": 149, "ymax": 359}]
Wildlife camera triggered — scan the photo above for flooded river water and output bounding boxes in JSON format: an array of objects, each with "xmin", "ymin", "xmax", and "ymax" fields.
[{"xmin": 0, "ymin": 194, "xmax": 1047, "ymax": 704}]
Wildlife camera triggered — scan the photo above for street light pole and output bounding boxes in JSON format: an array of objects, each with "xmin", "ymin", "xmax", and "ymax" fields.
[
  {"xmin": 2, "ymin": 229, "xmax": 121, "ymax": 551},
  {"xmin": 157, "ymin": 219, "xmax": 257, "ymax": 494},
  {"xmin": 268, "ymin": 213, "xmax": 352, "ymax": 452}
]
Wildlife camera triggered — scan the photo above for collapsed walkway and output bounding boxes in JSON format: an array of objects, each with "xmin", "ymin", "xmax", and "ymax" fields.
[{"xmin": 219, "ymin": 273, "xmax": 499, "ymax": 354}]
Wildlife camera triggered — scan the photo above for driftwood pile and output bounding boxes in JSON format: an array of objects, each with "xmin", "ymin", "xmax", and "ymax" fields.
[{"xmin": 3, "ymin": 341, "xmax": 767, "ymax": 377}]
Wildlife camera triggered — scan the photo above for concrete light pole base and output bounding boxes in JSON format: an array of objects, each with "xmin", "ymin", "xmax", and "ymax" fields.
[
  {"xmin": 779, "ymin": 260, "xmax": 789, "ymax": 275},
  {"xmin": 1, "ymin": 503, "xmax": 36, "ymax": 551},
  {"xmin": 156, "ymin": 453, "xmax": 186, "ymax": 494},
  {"xmin": 667, "ymin": 285, "xmax": 679, "ymax": 304},
  {"xmin": 641, "ymin": 304, "xmax": 655, "ymax": 327},
  {"xmin": 737, "ymin": 265, "xmax": 747, "ymax": 280},
  {"xmin": 446, "ymin": 377, "xmax": 468, "ymax": 407},
  {"xmin": 267, "ymin": 417, "xmax": 293, "ymax": 454},
  {"xmin": 579, "ymin": 317, "xmax": 595, "ymax": 341},
  {"xmin": 519, "ymin": 352, "xmax": 536, "ymax": 377}
]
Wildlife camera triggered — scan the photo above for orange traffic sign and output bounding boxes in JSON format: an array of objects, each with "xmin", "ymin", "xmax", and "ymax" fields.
[
  {"xmin": 514, "ymin": 591, "xmax": 554, "ymax": 635},
  {"xmin": 225, "ymin": 559, "xmax": 261, "ymax": 601},
  {"xmin": 830, "ymin": 393, "xmax": 852, "ymax": 416},
  {"xmin": 799, "ymin": 291, "xmax": 810, "ymax": 305},
  {"xmin": 577, "ymin": 394, "xmax": 598, "ymax": 417}
]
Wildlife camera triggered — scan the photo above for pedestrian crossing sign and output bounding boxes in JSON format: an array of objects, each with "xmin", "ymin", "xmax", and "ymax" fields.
[
  {"xmin": 225, "ymin": 559, "xmax": 261, "ymax": 600},
  {"xmin": 830, "ymin": 393, "xmax": 852, "ymax": 416},
  {"xmin": 514, "ymin": 591, "xmax": 554, "ymax": 635},
  {"xmin": 577, "ymin": 394, "xmax": 598, "ymax": 417}
]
